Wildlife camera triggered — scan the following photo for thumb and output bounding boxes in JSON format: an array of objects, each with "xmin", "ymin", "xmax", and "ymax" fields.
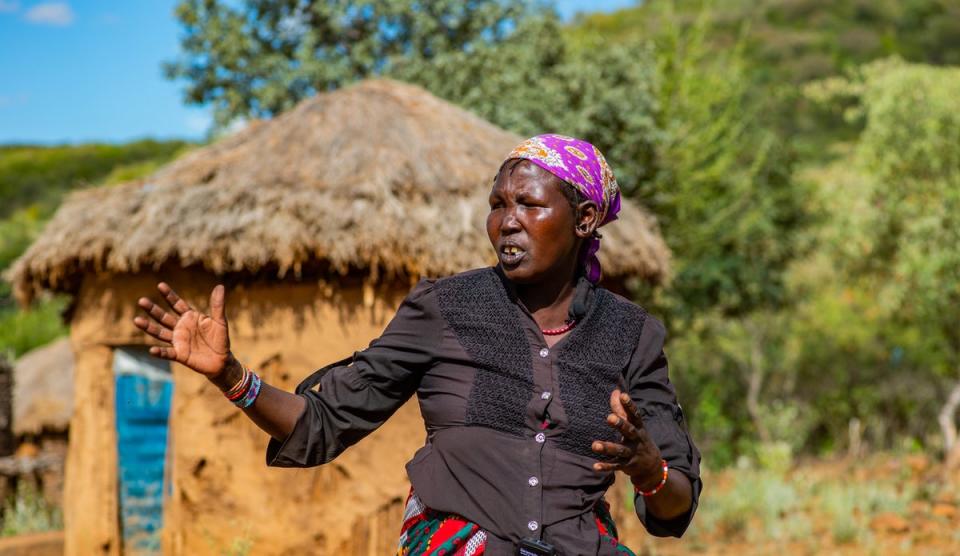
[{"xmin": 210, "ymin": 284, "xmax": 227, "ymax": 323}]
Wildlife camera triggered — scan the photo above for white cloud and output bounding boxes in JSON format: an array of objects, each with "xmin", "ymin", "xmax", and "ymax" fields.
[
  {"xmin": 25, "ymin": 2, "xmax": 74, "ymax": 26},
  {"xmin": 185, "ymin": 113, "xmax": 212, "ymax": 135},
  {"xmin": 0, "ymin": 1, "xmax": 19, "ymax": 13}
]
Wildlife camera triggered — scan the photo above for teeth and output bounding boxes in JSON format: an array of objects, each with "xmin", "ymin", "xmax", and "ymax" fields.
[{"xmin": 503, "ymin": 246, "xmax": 521, "ymax": 255}]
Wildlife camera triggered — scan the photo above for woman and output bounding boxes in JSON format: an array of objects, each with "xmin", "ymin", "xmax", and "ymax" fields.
[{"xmin": 134, "ymin": 134, "xmax": 701, "ymax": 555}]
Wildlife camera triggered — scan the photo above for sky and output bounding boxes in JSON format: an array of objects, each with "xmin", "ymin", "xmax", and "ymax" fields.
[{"xmin": 0, "ymin": 1, "xmax": 637, "ymax": 145}]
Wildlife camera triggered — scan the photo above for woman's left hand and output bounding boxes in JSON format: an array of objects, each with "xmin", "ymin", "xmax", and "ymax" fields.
[{"xmin": 591, "ymin": 389, "xmax": 664, "ymax": 489}]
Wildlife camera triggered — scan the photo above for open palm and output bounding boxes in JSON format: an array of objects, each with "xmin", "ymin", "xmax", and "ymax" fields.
[{"xmin": 134, "ymin": 282, "xmax": 231, "ymax": 377}]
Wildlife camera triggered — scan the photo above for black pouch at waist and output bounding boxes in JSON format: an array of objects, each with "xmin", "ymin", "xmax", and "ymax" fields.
[{"xmin": 517, "ymin": 538, "xmax": 556, "ymax": 556}]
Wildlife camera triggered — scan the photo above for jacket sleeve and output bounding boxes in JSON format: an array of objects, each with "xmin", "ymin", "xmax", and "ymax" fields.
[
  {"xmin": 622, "ymin": 315, "xmax": 702, "ymax": 538},
  {"xmin": 266, "ymin": 279, "xmax": 441, "ymax": 467}
]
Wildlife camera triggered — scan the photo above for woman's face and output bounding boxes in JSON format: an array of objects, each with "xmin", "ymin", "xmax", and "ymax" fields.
[{"xmin": 487, "ymin": 160, "xmax": 593, "ymax": 285}]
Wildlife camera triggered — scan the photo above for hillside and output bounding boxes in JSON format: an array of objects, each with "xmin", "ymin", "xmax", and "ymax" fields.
[{"xmin": 0, "ymin": 140, "xmax": 192, "ymax": 356}]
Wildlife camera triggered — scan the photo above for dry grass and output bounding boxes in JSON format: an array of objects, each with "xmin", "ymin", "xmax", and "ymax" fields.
[{"xmin": 631, "ymin": 453, "xmax": 960, "ymax": 556}]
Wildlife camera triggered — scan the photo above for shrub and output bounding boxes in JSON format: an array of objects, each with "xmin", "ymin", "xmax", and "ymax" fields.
[
  {"xmin": 0, "ymin": 297, "xmax": 68, "ymax": 359},
  {"xmin": 0, "ymin": 481, "xmax": 62, "ymax": 537}
]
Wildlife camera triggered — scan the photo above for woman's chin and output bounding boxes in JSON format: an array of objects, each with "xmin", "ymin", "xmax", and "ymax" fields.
[
  {"xmin": 499, "ymin": 262, "xmax": 545, "ymax": 285},
  {"xmin": 499, "ymin": 262, "xmax": 527, "ymax": 280}
]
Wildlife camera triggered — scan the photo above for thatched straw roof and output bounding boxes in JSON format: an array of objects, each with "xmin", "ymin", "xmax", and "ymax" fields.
[
  {"xmin": 9, "ymin": 79, "xmax": 670, "ymax": 304},
  {"xmin": 13, "ymin": 338, "xmax": 73, "ymax": 435}
]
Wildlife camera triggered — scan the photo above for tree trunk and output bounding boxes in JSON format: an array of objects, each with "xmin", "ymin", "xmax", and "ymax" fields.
[
  {"xmin": 847, "ymin": 417, "xmax": 862, "ymax": 459},
  {"xmin": 939, "ymin": 378, "xmax": 960, "ymax": 469},
  {"xmin": 745, "ymin": 325, "xmax": 771, "ymax": 445}
]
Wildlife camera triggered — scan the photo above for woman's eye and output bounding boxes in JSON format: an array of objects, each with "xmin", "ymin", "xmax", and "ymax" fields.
[{"xmin": 516, "ymin": 194, "xmax": 544, "ymax": 207}]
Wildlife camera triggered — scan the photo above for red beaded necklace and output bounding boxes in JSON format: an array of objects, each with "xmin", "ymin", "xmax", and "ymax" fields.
[{"xmin": 541, "ymin": 320, "xmax": 577, "ymax": 336}]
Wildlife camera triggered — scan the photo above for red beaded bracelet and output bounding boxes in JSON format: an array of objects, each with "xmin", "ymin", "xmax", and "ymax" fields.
[
  {"xmin": 634, "ymin": 459, "xmax": 669, "ymax": 497},
  {"xmin": 225, "ymin": 366, "xmax": 251, "ymax": 401}
]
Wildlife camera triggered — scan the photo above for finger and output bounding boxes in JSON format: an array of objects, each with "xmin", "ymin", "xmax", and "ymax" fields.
[
  {"xmin": 157, "ymin": 282, "xmax": 191, "ymax": 315},
  {"xmin": 133, "ymin": 316, "xmax": 173, "ymax": 342},
  {"xmin": 620, "ymin": 392, "xmax": 647, "ymax": 431},
  {"xmin": 592, "ymin": 440, "xmax": 633, "ymax": 460},
  {"xmin": 593, "ymin": 461, "xmax": 623, "ymax": 473},
  {"xmin": 209, "ymin": 284, "xmax": 226, "ymax": 323},
  {"xmin": 610, "ymin": 389, "xmax": 629, "ymax": 421},
  {"xmin": 149, "ymin": 345, "xmax": 178, "ymax": 360},
  {"xmin": 138, "ymin": 297, "xmax": 179, "ymax": 329},
  {"xmin": 606, "ymin": 413, "xmax": 641, "ymax": 442}
]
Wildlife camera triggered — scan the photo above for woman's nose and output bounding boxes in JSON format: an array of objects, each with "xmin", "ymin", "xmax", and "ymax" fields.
[{"xmin": 500, "ymin": 209, "xmax": 522, "ymax": 232}]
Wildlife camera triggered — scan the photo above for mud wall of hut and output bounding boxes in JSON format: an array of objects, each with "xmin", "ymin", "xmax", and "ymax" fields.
[{"xmin": 65, "ymin": 269, "xmax": 425, "ymax": 555}]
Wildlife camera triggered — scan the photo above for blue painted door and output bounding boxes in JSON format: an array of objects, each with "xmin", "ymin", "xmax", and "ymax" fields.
[{"xmin": 113, "ymin": 348, "xmax": 173, "ymax": 555}]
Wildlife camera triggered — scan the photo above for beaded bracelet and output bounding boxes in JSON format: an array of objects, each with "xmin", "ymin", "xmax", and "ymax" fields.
[
  {"xmin": 634, "ymin": 459, "xmax": 669, "ymax": 497},
  {"xmin": 221, "ymin": 365, "xmax": 262, "ymax": 408},
  {"xmin": 235, "ymin": 371, "xmax": 261, "ymax": 409},
  {"xmin": 225, "ymin": 367, "xmax": 251, "ymax": 401}
]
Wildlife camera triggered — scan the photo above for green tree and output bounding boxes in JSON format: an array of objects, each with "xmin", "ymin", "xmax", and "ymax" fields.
[
  {"xmin": 646, "ymin": 7, "xmax": 813, "ymax": 320},
  {"xmin": 807, "ymin": 59, "xmax": 960, "ymax": 464},
  {"xmin": 391, "ymin": 15, "xmax": 662, "ymax": 190},
  {"xmin": 164, "ymin": 0, "xmax": 540, "ymax": 127}
]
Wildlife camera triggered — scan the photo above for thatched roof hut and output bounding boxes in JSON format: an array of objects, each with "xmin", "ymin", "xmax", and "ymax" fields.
[
  {"xmin": 9, "ymin": 79, "xmax": 669, "ymax": 305},
  {"xmin": 13, "ymin": 338, "xmax": 74, "ymax": 437},
  {"xmin": 8, "ymin": 79, "xmax": 670, "ymax": 556}
]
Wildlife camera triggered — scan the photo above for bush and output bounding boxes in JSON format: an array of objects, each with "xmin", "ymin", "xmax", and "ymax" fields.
[
  {"xmin": 0, "ymin": 297, "xmax": 68, "ymax": 359},
  {"xmin": 0, "ymin": 481, "xmax": 62, "ymax": 537},
  {"xmin": 698, "ymin": 468, "xmax": 807, "ymax": 543}
]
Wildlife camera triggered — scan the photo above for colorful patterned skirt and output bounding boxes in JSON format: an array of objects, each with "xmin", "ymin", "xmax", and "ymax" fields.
[{"xmin": 396, "ymin": 490, "xmax": 635, "ymax": 556}]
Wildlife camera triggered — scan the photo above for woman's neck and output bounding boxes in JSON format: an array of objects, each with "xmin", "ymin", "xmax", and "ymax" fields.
[{"xmin": 515, "ymin": 272, "xmax": 579, "ymax": 330}]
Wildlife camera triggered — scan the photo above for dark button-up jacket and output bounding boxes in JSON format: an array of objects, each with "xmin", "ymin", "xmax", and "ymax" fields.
[{"xmin": 267, "ymin": 267, "xmax": 702, "ymax": 554}]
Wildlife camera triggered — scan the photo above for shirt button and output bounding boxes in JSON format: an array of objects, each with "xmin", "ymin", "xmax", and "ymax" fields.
[
  {"xmin": 527, "ymin": 520, "xmax": 539, "ymax": 532},
  {"xmin": 540, "ymin": 391, "xmax": 551, "ymax": 400},
  {"xmin": 539, "ymin": 347, "xmax": 549, "ymax": 358},
  {"xmin": 528, "ymin": 476, "xmax": 539, "ymax": 487},
  {"xmin": 535, "ymin": 432, "xmax": 546, "ymax": 443}
]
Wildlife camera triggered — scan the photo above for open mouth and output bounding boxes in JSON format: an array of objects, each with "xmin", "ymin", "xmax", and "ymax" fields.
[{"xmin": 499, "ymin": 244, "xmax": 526, "ymax": 266}]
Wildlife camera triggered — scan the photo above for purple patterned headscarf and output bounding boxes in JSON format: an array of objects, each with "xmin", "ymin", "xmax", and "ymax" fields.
[{"xmin": 506, "ymin": 134, "xmax": 622, "ymax": 283}]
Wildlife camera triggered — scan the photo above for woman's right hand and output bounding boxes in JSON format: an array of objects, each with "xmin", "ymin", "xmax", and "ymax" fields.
[{"xmin": 133, "ymin": 282, "xmax": 232, "ymax": 378}]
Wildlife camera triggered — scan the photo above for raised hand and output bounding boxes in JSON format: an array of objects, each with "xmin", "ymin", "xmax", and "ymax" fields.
[
  {"xmin": 591, "ymin": 389, "xmax": 665, "ymax": 490},
  {"xmin": 133, "ymin": 282, "xmax": 231, "ymax": 377}
]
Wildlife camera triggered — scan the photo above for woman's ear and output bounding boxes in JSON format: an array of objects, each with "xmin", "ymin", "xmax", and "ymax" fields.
[{"xmin": 575, "ymin": 201, "xmax": 600, "ymax": 239}]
